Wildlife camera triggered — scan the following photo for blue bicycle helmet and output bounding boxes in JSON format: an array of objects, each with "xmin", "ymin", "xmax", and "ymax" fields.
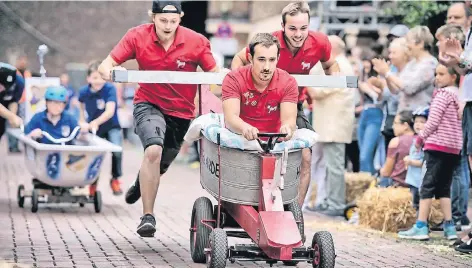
[
  {"xmin": 413, "ymin": 106, "xmax": 429, "ymax": 119},
  {"xmin": 44, "ymin": 86, "xmax": 68, "ymax": 102}
]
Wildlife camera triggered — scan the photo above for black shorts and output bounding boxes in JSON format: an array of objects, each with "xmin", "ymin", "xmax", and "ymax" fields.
[
  {"xmin": 133, "ymin": 102, "xmax": 191, "ymax": 174},
  {"xmin": 420, "ymin": 150, "xmax": 460, "ymax": 199},
  {"xmin": 462, "ymin": 102, "xmax": 472, "ymax": 155},
  {"xmin": 296, "ymin": 103, "xmax": 314, "ymax": 131}
]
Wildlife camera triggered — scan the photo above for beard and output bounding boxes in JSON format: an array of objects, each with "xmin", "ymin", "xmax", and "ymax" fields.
[{"xmin": 260, "ymin": 71, "xmax": 272, "ymax": 81}]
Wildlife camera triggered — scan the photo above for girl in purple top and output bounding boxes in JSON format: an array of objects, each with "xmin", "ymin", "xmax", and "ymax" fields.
[{"xmin": 378, "ymin": 110, "xmax": 415, "ymax": 187}]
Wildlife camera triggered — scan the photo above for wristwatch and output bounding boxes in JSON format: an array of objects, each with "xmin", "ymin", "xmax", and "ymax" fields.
[{"xmin": 460, "ymin": 51, "xmax": 472, "ymax": 70}]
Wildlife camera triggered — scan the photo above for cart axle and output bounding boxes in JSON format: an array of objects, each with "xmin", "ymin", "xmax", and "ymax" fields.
[{"xmin": 228, "ymin": 244, "xmax": 313, "ymax": 263}]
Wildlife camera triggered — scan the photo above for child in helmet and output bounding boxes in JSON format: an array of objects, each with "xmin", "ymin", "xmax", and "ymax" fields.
[
  {"xmin": 25, "ymin": 86, "xmax": 79, "ymax": 145},
  {"xmin": 78, "ymin": 61, "xmax": 122, "ymax": 196},
  {"xmin": 404, "ymin": 106, "xmax": 428, "ymax": 211}
]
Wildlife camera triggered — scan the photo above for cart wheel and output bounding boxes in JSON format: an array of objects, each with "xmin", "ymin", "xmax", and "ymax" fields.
[
  {"xmin": 31, "ymin": 189, "xmax": 39, "ymax": 213},
  {"xmin": 343, "ymin": 204, "xmax": 358, "ymax": 221},
  {"xmin": 79, "ymin": 202, "xmax": 85, "ymax": 207},
  {"xmin": 206, "ymin": 228, "xmax": 227, "ymax": 268},
  {"xmin": 282, "ymin": 260, "xmax": 299, "ymax": 266},
  {"xmin": 190, "ymin": 197, "xmax": 214, "ymax": 263},
  {"xmin": 17, "ymin": 185, "xmax": 25, "ymax": 208},
  {"xmin": 285, "ymin": 201, "xmax": 305, "ymax": 244},
  {"xmin": 94, "ymin": 191, "xmax": 102, "ymax": 213},
  {"xmin": 312, "ymin": 231, "xmax": 336, "ymax": 268}
]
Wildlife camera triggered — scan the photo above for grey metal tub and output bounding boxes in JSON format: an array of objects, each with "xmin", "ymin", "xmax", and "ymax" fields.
[{"xmin": 200, "ymin": 136, "xmax": 302, "ymax": 206}]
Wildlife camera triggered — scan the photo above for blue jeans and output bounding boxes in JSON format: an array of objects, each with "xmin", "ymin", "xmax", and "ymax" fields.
[
  {"xmin": 410, "ymin": 186, "xmax": 420, "ymax": 211},
  {"xmin": 357, "ymin": 108, "xmax": 383, "ymax": 174},
  {"xmin": 451, "ymin": 152, "xmax": 470, "ymax": 223},
  {"xmin": 99, "ymin": 128, "xmax": 123, "ymax": 179}
]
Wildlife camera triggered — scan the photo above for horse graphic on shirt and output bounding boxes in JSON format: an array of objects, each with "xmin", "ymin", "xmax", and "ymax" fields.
[
  {"xmin": 176, "ymin": 60, "xmax": 186, "ymax": 69},
  {"xmin": 301, "ymin": 61, "xmax": 311, "ymax": 70},
  {"xmin": 267, "ymin": 105, "xmax": 277, "ymax": 113}
]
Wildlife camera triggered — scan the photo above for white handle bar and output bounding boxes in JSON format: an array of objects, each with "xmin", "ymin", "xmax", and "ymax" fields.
[{"xmin": 41, "ymin": 126, "xmax": 81, "ymax": 144}]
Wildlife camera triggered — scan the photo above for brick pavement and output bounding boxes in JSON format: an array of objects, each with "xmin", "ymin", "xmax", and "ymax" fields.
[{"xmin": 0, "ymin": 141, "xmax": 472, "ymax": 268}]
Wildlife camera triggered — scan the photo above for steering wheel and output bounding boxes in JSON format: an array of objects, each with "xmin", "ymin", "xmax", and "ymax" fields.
[
  {"xmin": 256, "ymin": 133, "xmax": 287, "ymax": 153},
  {"xmin": 41, "ymin": 126, "xmax": 82, "ymax": 145}
]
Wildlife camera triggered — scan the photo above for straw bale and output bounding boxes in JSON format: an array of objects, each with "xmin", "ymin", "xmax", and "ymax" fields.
[
  {"xmin": 307, "ymin": 172, "xmax": 374, "ymax": 206},
  {"xmin": 428, "ymin": 199, "xmax": 444, "ymax": 225},
  {"xmin": 345, "ymin": 172, "xmax": 375, "ymax": 203},
  {"xmin": 357, "ymin": 187, "xmax": 416, "ymax": 232}
]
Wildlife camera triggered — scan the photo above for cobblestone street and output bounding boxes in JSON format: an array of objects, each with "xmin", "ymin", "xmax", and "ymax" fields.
[{"xmin": 1, "ymin": 142, "xmax": 472, "ymax": 268}]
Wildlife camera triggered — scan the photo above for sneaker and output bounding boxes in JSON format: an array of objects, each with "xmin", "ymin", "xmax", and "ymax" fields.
[
  {"xmin": 455, "ymin": 239, "xmax": 472, "ymax": 254},
  {"xmin": 461, "ymin": 216, "xmax": 472, "ymax": 231},
  {"xmin": 125, "ymin": 176, "xmax": 141, "ymax": 204},
  {"xmin": 444, "ymin": 224, "xmax": 458, "ymax": 240},
  {"xmin": 398, "ymin": 225, "xmax": 430, "ymax": 240},
  {"xmin": 89, "ymin": 184, "xmax": 97, "ymax": 196},
  {"xmin": 304, "ymin": 204, "xmax": 328, "ymax": 212},
  {"xmin": 430, "ymin": 221, "xmax": 462, "ymax": 232},
  {"xmin": 137, "ymin": 214, "xmax": 156, "ymax": 237},
  {"xmin": 110, "ymin": 179, "xmax": 123, "ymax": 196},
  {"xmin": 189, "ymin": 161, "xmax": 200, "ymax": 169}
]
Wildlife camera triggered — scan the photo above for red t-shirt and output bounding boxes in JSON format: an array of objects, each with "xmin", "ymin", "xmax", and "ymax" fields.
[
  {"xmin": 110, "ymin": 24, "xmax": 216, "ymax": 119},
  {"xmin": 221, "ymin": 65, "xmax": 299, "ymax": 133},
  {"xmin": 246, "ymin": 30, "xmax": 331, "ymax": 103}
]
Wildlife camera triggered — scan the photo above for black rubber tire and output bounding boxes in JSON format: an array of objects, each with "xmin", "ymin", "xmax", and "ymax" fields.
[
  {"xmin": 285, "ymin": 201, "xmax": 305, "ymax": 244},
  {"xmin": 190, "ymin": 197, "xmax": 214, "ymax": 263},
  {"xmin": 343, "ymin": 203, "xmax": 358, "ymax": 221},
  {"xmin": 31, "ymin": 189, "xmax": 39, "ymax": 213},
  {"xmin": 17, "ymin": 185, "xmax": 25, "ymax": 208},
  {"xmin": 79, "ymin": 202, "xmax": 85, "ymax": 207},
  {"xmin": 207, "ymin": 228, "xmax": 228, "ymax": 268},
  {"xmin": 94, "ymin": 191, "xmax": 102, "ymax": 213},
  {"xmin": 312, "ymin": 231, "xmax": 336, "ymax": 268},
  {"xmin": 282, "ymin": 260, "xmax": 299, "ymax": 266}
]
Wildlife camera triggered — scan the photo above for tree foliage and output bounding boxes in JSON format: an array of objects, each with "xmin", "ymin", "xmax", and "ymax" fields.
[{"xmin": 383, "ymin": 1, "xmax": 449, "ymax": 27}]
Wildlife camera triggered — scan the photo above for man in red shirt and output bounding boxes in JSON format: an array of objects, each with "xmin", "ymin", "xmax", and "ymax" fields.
[
  {"xmin": 98, "ymin": 0, "xmax": 220, "ymax": 238},
  {"xmin": 231, "ymin": 2, "xmax": 339, "ymax": 206},
  {"xmin": 223, "ymin": 33, "xmax": 298, "ymax": 140}
]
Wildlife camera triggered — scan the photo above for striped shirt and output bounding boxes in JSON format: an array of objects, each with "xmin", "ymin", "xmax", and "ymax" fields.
[{"xmin": 417, "ymin": 86, "xmax": 462, "ymax": 155}]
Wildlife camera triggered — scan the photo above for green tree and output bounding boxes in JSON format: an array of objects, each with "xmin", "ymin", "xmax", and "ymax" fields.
[{"xmin": 383, "ymin": 1, "xmax": 449, "ymax": 27}]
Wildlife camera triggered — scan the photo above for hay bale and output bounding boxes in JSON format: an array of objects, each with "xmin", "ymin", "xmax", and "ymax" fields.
[
  {"xmin": 345, "ymin": 172, "xmax": 375, "ymax": 203},
  {"xmin": 357, "ymin": 187, "xmax": 416, "ymax": 233},
  {"xmin": 429, "ymin": 199, "xmax": 444, "ymax": 225}
]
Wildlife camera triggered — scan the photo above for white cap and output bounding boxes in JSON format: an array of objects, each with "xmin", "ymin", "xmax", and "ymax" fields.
[{"xmin": 388, "ymin": 24, "xmax": 410, "ymax": 38}]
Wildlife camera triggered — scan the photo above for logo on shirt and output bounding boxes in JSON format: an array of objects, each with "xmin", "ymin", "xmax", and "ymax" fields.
[
  {"xmin": 267, "ymin": 100, "xmax": 278, "ymax": 113},
  {"xmin": 243, "ymin": 92, "xmax": 255, "ymax": 106},
  {"xmin": 176, "ymin": 59, "xmax": 186, "ymax": 69},
  {"xmin": 61, "ymin": 125, "xmax": 71, "ymax": 137},
  {"xmin": 96, "ymin": 99, "xmax": 105, "ymax": 110},
  {"xmin": 267, "ymin": 105, "xmax": 278, "ymax": 113},
  {"xmin": 301, "ymin": 61, "xmax": 311, "ymax": 70}
]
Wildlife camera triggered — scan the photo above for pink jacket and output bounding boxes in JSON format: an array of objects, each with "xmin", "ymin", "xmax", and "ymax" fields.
[{"xmin": 416, "ymin": 86, "xmax": 462, "ymax": 155}]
